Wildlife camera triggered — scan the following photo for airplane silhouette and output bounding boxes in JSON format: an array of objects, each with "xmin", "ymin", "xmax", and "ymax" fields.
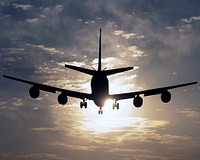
[{"xmin": 3, "ymin": 29, "xmax": 197, "ymax": 114}]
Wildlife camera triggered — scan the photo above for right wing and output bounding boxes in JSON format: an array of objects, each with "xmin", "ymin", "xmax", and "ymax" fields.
[
  {"xmin": 110, "ymin": 81, "xmax": 198, "ymax": 100},
  {"xmin": 3, "ymin": 75, "xmax": 92, "ymax": 100}
]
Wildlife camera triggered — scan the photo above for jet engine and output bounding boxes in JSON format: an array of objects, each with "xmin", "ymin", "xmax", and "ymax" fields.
[
  {"xmin": 58, "ymin": 93, "xmax": 68, "ymax": 105},
  {"xmin": 29, "ymin": 86, "xmax": 40, "ymax": 98},
  {"xmin": 161, "ymin": 91, "xmax": 171, "ymax": 103},
  {"xmin": 133, "ymin": 95, "xmax": 143, "ymax": 108}
]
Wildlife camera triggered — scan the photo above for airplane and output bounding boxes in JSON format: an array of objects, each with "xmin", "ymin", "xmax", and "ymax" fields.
[{"xmin": 3, "ymin": 29, "xmax": 198, "ymax": 114}]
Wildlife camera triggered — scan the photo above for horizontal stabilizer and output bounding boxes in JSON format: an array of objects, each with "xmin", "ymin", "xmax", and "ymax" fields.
[
  {"xmin": 65, "ymin": 64, "xmax": 96, "ymax": 75},
  {"xmin": 103, "ymin": 67, "xmax": 134, "ymax": 76}
]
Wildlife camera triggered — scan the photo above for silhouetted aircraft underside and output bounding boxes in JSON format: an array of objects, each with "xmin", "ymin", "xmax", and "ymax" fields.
[{"xmin": 3, "ymin": 29, "xmax": 197, "ymax": 114}]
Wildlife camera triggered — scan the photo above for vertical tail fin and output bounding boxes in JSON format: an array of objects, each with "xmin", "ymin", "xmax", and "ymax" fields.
[{"xmin": 98, "ymin": 29, "xmax": 102, "ymax": 71}]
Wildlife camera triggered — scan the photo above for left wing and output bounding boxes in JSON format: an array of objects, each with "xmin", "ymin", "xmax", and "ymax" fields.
[
  {"xmin": 110, "ymin": 81, "xmax": 197, "ymax": 100},
  {"xmin": 3, "ymin": 75, "xmax": 92, "ymax": 100}
]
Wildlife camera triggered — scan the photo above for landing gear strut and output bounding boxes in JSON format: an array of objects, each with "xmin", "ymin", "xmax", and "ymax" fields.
[
  {"xmin": 98, "ymin": 107, "xmax": 103, "ymax": 114},
  {"xmin": 80, "ymin": 99, "xmax": 87, "ymax": 109}
]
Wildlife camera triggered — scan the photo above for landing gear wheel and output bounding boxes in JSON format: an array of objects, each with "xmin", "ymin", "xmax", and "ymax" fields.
[
  {"xmin": 80, "ymin": 102, "xmax": 83, "ymax": 108},
  {"xmin": 116, "ymin": 103, "xmax": 119, "ymax": 110},
  {"xmin": 112, "ymin": 104, "xmax": 115, "ymax": 110},
  {"xmin": 80, "ymin": 101, "xmax": 87, "ymax": 109},
  {"xmin": 84, "ymin": 102, "xmax": 87, "ymax": 109}
]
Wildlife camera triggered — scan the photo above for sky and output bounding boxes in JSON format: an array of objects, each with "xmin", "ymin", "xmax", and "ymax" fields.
[{"xmin": 0, "ymin": 0, "xmax": 200, "ymax": 159}]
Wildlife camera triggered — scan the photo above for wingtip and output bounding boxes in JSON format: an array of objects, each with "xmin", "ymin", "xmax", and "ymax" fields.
[
  {"xmin": 128, "ymin": 66, "xmax": 134, "ymax": 70},
  {"xmin": 65, "ymin": 64, "xmax": 71, "ymax": 67},
  {"xmin": 191, "ymin": 81, "xmax": 198, "ymax": 84}
]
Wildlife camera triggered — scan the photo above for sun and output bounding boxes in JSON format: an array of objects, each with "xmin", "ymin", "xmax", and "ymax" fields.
[{"xmin": 80, "ymin": 98, "xmax": 145, "ymax": 133}]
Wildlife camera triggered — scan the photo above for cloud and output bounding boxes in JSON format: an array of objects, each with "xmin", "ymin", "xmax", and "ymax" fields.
[
  {"xmin": 128, "ymin": 45, "xmax": 145, "ymax": 57},
  {"xmin": 181, "ymin": 16, "xmax": 200, "ymax": 23},
  {"xmin": 179, "ymin": 108, "xmax": 200, "ymax": 118},
  {"xmin": 0, "ymin": 97, "xmax": 24, "ymax": 110},
  {"xmin": 92, "ymin": 57, "xmax": 126, "ymax": 68},
  {"xmin": 0, "ymin": 153, "xmax": 64, "ymax": 160},
  {"xmin": 113, "ymin": 30, "xmax": 144, "ymax": 39},
  {"xmin": 30, "ymin": 44, "xmax": 64, "ymax": 55},
  {"xmin": 13, "ymin": 4, "xmax": 33, "ymax": 10},
  {"xmin": 50, "ymin": 142, "xmax": 98, "ymax": 152},
  {"xmin": 26, "ymin": 18, "xmax": 40, "ymax": 23}
]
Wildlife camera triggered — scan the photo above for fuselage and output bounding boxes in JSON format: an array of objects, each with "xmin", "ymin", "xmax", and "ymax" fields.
[{"xmin": 91, "ymin": 72, "xmax": 109, "ymax": 107}]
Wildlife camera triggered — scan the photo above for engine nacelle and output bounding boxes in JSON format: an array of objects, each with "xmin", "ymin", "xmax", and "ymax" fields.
[
  {"xmin": 29, "ymin": 86, "xmax": 40, "ymax": 99},
  {"xmin": 133, "ymin": 96, "xmax": 143, "ymax": 108},
  {"xmin": 58, "ymin": 93, "xmax": 68, "ymax": 105},
  {"xmin": 161, "ymin": 91, "xmax": 171, "ymax": 103}
]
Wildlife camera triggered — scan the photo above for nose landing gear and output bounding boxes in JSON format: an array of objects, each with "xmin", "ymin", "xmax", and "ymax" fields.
[{"xmin": 98, "ymin": 107, "xmax": 103, "ymax": 114}]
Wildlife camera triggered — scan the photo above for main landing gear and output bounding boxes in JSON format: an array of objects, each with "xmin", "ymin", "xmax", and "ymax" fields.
[
  {"xmin": 98, "ymin": 107, "xmax": 103, "ymax": 114},
  {"xmin": 98, "ymin": 101, "xmax": 119, "ymax": 115},
  {"xmin": 112, "ymin": 101, "xmax": 119, "ymax": 110},
  {"xmin": 80, "ymin": 99, "xmax": 87, "ymax": 109}
]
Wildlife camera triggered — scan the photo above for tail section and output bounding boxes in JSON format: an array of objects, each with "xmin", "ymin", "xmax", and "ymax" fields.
[
  {"xmin": 65, "ymin": 29, "xmax": 134, "ymax": 76},
  {"xmin": 97, "ymin": 28, "xmax": 134, "ymax": 75},
  {"xmin": 65, "ymin": 29, "xmax": 102, "ymax": 75},
  {"xmin": 98, "ymin": 29, "xmax": 102, "ymax": 71}
]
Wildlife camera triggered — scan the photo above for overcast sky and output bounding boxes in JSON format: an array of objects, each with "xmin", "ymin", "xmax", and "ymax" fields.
[{"xmin": 0, "ymin": 0, "xmax": 200, "ymax": 160}]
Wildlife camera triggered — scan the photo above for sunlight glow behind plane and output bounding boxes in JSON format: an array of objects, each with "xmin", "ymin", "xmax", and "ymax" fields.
[{"xmin": 3, "ymin": 29, "xmax": 197, "ymax": 114}]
